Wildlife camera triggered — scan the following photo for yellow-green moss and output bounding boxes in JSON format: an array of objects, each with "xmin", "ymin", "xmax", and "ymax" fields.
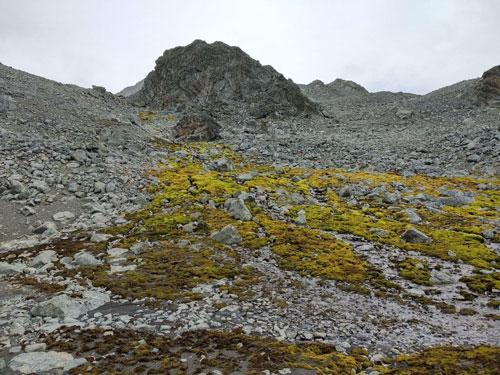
[
  {"xmin": 460, "ymin": 271, "xmax": 500, "ymax": 294},
  {"xmin": 397, "ymin": 258, "xmax": 432, "ymax": 286},
  {"xmin": 378, "ymin": 345, "xmax": 500, "ymax": 374}
]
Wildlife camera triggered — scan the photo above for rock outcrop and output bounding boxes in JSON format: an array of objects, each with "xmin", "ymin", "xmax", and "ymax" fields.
[
  {"xmin": 474, "ymin": 65, "xmax": 500, "ymax": 106},
  {"xmin": 131, "ymin": 40, "xmax": 317, "ymax": 118},
  {"xmin": 172, "ymin": 112, "xmax": 221, "ymax": 141}
]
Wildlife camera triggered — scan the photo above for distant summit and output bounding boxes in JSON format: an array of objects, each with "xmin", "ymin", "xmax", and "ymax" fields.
[
  {"xmin": 117, "ymin": 79, "xmax": 144, "ymax": 97},
  {"xmin": 299, "ymin": 78, "xmax": 368, "ymax": 102},
  {"xmin": 129, "ymin": 40, "xmax": 317, "ymax": 118}
]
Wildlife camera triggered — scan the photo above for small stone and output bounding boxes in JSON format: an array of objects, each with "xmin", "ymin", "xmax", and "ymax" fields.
[
  {"xmin": 105, "ymin": 182, "xmax": 116, "ymax": 193},
  {"xmin": 67, "ymin": 182, "xmax": 78, "ymax": 193},
  {"xmin": 107, "ymin": 248, "xmax": 128, "ymax": 258},
  {"xmin": 32, "ymin": 179, "xmax": 50, "ymax": 193},
  {"xmin": 383, "ymin": 191, "xmax": 400, "ymax": 204},
  {"xmin": 73, "ymin": 251, "xmax": 102, "ymax": 266},
  {"xmin": 20, "ymin": 206, "xmax": 36, "ymax": 216},
  {"xmin": 53, "ymin": 211, "xmax": 75, "ymax": 222},
  {"xmin": 430, "ymin": 269, "xmax": 454, "ymax": 285},
  {"xmin": 94, "ymin": 181, "xmax": 106, "ymax": 193},
  {"xmin": 71, "ymin": 149, "xmax": 88, "ymax": 162},
  {"xmin": 404, "ymin": 208, "xmax": 422, "ymax": 224},
  {"xmin": 90, "ymin": 233, "xmax": 111, "ymax": 242},
  {"xmin": 33, "ymin": 221, "xmax": 58, "ymax": 236},
  {"xmin": 212, "ymin": 157, "xmax": 233, "ymax": 172},
  {"xmin": 295, "ymin": 210, "xmax": 307, "ymax": 225},
  {"xmin": 109, "ymin": 265, "xmax": 137, "ymax": 274},
  {"xmin": 482, "ymin": 230, "xmax": 496, "ymax": 240}
]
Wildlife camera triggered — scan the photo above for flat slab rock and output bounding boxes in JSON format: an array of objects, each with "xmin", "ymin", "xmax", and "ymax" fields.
[{"xmin": 9, "ymin": 351, "xmax": 87, "ymax": 374}]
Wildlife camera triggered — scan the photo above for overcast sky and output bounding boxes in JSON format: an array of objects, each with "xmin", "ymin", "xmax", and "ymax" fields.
[{"xmin": 1, "ymin": 0, "xmax": 499, "ymax": 94}]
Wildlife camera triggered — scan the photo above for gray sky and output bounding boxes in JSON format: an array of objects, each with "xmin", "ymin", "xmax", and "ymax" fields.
[{"xmin": 1, "ymin": 0, "xmax": 499, "ymax": 94}]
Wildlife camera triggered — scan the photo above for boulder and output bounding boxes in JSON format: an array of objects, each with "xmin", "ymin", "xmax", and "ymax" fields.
[
  {"xmin": 401, "ymin": 227, "xmax": 432, "ymax": 244},
  {"xmin": 30, "ymin": 294, "xmax": 85, "ymax": 318},
  {"xmin": 31, "ymin": 250, "xmax": 57, "ymax": 268},
  {"xmin": 73, "ymin": 251, "xmax": 102, "ymax": 266},
  {"xmin": 9, "ymin": 351, "xmax": 86, "ymax": 374},
  {"xmin": 0, "ymin": 262, "xmax": 25, "ymax": 275},
  {"xmin": 172, "ymin": 112, "xmax": 221, "ymax": 141},
  {"xmin": 211, "ymin": 225, "xmax": 242, "ymax": 245},
  {"xmin": 224, "ymin": 198, "xmax": 252, "ymax": 221},
  {"xmin": 30, "ymin": 291, "xmax": 109, "ymax": 319}
]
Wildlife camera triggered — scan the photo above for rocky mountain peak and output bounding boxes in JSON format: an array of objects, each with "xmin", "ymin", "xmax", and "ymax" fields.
[{"xmin": 131, "ymin": 40, "xmax": 317, "ymax": 118}]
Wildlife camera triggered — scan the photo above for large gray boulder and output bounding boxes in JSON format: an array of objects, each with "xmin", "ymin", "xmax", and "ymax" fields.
[
  {"xmin": 172, "ymin": 112, "xmax": 221, "ymax": 142},
  {"xmin": 9, "ymin": 351, "xmax": 87, "ymax": 374},
  {"xmin": 0, "ymin": 262, "xmax": 25, "ymax": 275},
  {"xmin": 401, "ymin": 227, "xmax": 432, "ymax": 244},
  {"xmin": 30, "ymin": 291, "xmax": 110, "ymax": 319},
  {"xmin": 211, "ymin": 225, "xmax": 242, "ymax": 245},
  {"xmin": 131, "ymin": 40, "xmax": 317, "ymax": 118}
]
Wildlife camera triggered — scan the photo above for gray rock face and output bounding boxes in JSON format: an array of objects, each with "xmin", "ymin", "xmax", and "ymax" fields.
[
  {"xmin": 9, "ymin": 351, "xmax": 86, "ymax": 374},
  {"xmin": 0, "ymin": 94, "xmax": 16, "ymax": 112},
  {"xmin": 211, "ymin": 225, "xmax": 242, "ymax": 245},
  {"xmin": 474, "ymin": 65, "xmax": 500, "ymax": 106},
  {"xmin": 224, "ymin": 198, "xmax": 252, "ymax": 221},
  {"xmin": 401, "ymin": 227, "xmax": 432, "ymax": 244},
  {"xmin": 132, "ymin": 40, "xmax": 317, "ymax": 118},
  {"xmin": 172, "ymin": 112, "xmax": 221, "ymax": 142}
]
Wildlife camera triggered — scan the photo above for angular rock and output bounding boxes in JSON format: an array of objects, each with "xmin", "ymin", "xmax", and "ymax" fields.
[
  {"xmin": 404, "ymin": 208, "xmax": 422, "ymax": 224},
  {"xmin": 73, "ymin": 251, "xmax": 102, "ymax": 266},
  {"xmin": 224, "ymin": 198, "xmax": 252, "ymax": 221},
  {"xmin": 401, "ymin": 227, "xmax": 432, "ymax": 244},
  {"xmin": 0, "ymin": 262, "xmax": 25, "ymax": 275},
  {"xmin": 211, "ymin": 225, "xmax": 242, "ymax": 245},
  {"xmin": 430, "ymin": 269, "xmax": 454, "ymax": 285},
  {"xmin": 30, "ymin": 294, "xmax": 85, "ymax": 318},
  {"xmin": 52, "ymin": 211, "xmax": 75, "ymax": 222},
  {"xmin": 31, "ymin": 250, "xmax": 57, "ymax": 267},
  {"xmin": 9, "ymin": 351, "xmax": 86, "ymax": 374},
  {"xmin": 172, "ymin": 112, "xmax": 221, "ymax": 142},
  {"xmin": 90, "ymin": 232, "xmax": 111, "ymax": 242}
]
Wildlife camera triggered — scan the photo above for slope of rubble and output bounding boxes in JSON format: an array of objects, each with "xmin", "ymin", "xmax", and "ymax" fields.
[{"xmin": 0, "ymin": 44, "xmax": 499, "ymax": 374}]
